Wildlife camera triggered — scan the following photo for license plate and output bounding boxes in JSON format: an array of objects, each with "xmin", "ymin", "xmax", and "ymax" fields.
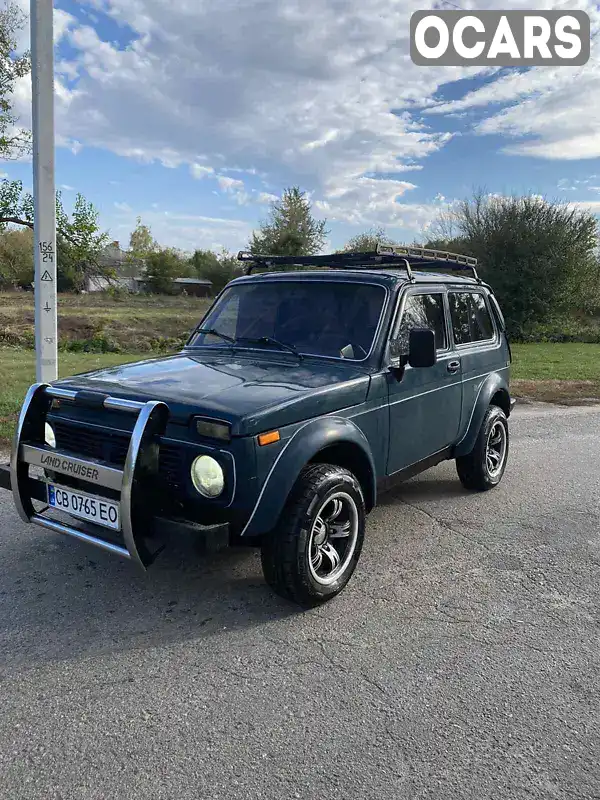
[{"xmin": 47, "ymin": 484, "xmax": 120, "ymax": 531}]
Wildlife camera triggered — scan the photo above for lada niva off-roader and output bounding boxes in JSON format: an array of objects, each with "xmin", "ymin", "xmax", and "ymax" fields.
[{"xmin": 7, "ymin": 246, "xmax": 513, "ymax": 606}]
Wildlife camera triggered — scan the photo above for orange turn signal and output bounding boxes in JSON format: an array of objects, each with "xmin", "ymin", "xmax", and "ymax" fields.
[{"xmin": 258, "ymin": 430, "xmax": 281, "ymax": 447}]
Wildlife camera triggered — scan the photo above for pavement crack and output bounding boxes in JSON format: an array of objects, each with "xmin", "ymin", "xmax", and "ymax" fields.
[
  {"xmin": 397, "ymin": 498, "xmax": 493, "ymax": 552},
  {"xmin": 311, "ymin": 639, "xmax": 389, "ymax": 698}
]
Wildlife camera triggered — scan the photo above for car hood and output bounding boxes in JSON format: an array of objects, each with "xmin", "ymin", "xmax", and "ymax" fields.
[{"xmin": 55, "ymin": 350, "xmax": 371, "ymax": 435}]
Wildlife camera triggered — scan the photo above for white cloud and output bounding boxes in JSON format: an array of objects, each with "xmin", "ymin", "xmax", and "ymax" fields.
[
  {"xmin": 190, "ymin": 164, "xmax": 214, "ymax": 180},
  {"xmin": 9, "ymin": 0, "xmax": 600, "ymax": 234},
  {"xmin": 107, "ymin": 207, "xmax": 252, "ymax": 253},
  {"xmin": 60, "ymin": 184, "xmax": 75, "ymax": 191},
  {"xmin": 217, "ymin": 176, "xmax": 244, "ymax": 192},
  {"xmin": 257, "ymin": 192, "xmax": 278, "ymax": 204},
  {"xmin": 568, "ymin": 200, "xmax": 600, "ymax": 215},
  {"xmin": 54, "ymin": 9, "xmax": 78, "ymax": 44},
  {"xmin": 316, "ymin": 176, "xmax": 419, "ymax": 225},
  {"xmin": 215, "ymin": 175, "xmax": 250, "ymax": 204},
  {"xmin": 114, "ymin": 201, "xmax": 132, "ymax": 212},
  {"xmin": 424, "ymin": 2, "xmax": 600, "ymax": 161},
  {"xmin": 56, "ymin": 60, "xmax": 80, "ymax": 81},
  {"xmin": 14, "ymin": 0, "xmax": 493, "ymax": 227},
  {"xmin": 474, "ymin": 62, "xmax": 600, "ymax": 160}
]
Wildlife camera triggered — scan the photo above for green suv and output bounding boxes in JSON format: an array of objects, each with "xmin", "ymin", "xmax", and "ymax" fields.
[{"xmin": 7, "ymin": 246, "xmax": 513, "ymax": 607}]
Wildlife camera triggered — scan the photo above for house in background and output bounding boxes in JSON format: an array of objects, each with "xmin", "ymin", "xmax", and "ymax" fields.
[
  {"xmin": 84, "ymin": 241, "xmax": 146, "ymax": 292},
  {"xmin": 171, "ymin": 278, "xmax": 213, "ymax": 297},
  {"xmin": 84, "ymin": 242, "xmax": 213, "ymax": 296}
]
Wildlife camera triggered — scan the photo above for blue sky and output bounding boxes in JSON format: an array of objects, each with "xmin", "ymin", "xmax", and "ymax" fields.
[{"xmin": 3, "ymin": 0, "xmax": 600, "ymax": 254}]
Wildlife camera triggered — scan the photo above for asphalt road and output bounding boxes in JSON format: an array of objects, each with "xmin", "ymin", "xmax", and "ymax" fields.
[{"xmin": 0, "ymin": 403, "xmax": 599, "ymax": 800}]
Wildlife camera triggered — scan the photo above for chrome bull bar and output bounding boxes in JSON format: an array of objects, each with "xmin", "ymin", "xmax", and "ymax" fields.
[{"xmin": 10, "ymin": 382, "xmax": 169, "ymax": 568}]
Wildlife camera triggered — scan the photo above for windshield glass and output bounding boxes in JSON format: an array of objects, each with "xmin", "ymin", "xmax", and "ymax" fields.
[{"xmin": 189, "ymin": 281, "xmax": 386, "ymax": 360}]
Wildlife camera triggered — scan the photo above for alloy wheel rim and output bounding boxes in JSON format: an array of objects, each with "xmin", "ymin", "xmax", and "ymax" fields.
[
  {"xmin": 308, "ymin": 491, "xmax": 359, "ymax": 586},
  {"xmin": 486, "ymin": 420, "xmax": 507, "ymax": 478}
]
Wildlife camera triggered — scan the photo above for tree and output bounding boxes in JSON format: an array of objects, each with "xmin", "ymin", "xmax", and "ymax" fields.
[
  {"xmin": 0, "ymin": 227, "xmax": 33, "ymax": 287},
  {"xmin": 426, "ymin": 191, "xmax": 599, "ymax": 336},
  {"xmin": 125, "ymin": 216, "xmax": 157, "ymax": 278},
  {"xmin": 0, "ymin": 179, "xmax": 109, "ymax": 290},
  {"xmin": 145, "ymin": 248, "xmax": 188, "ymax": 294},
  {"xmin": 0, "ymin": 4, "xmax": 31, "ymax": 159},
  {"xmin": 340, "ymin": 226, "xmax": 395, "ymax": 253},
  {"xmin": 56, "ymin": 193, "xmax": 110, "ymax": 290},
  {"xmin": 190, "ymin": 248, "xmax": 243, "ymax": 294},
  {"xmin": 129, "ymin": 216, "xmax": 156, "ymax": 258},
  {"xmin": 249, "ymin": 187, "xmax": 328, "ymax": 256}
]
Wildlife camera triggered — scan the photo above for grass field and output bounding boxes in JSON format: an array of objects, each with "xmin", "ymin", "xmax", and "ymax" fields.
[
  {"xmin": 511, "ymin": 343, "xmax": 600, "ymax": 404},
  {"xmin": 0, "ymin": 291, "xmax": 210, "ymax": 352},
  {"xmin": 0, "ymin": 350, "xmax": 143, "ymax": 446},
  {"xmin": 1, "ymin": 342, "xmax": 599, "ymax": 448}
]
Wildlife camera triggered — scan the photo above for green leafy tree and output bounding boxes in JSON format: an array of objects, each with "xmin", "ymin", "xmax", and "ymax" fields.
[
  {"xmin": 0, "ymin": 179, "xmax": 109, "ymax": 290},
  {"xmin": 56, "ymin": 193, "xmax": 110, "ymax": 290},
  {"xmin": 340, "ymin": 226, "xmax": 395, "ymax": 253},
  {"xmin": 145, "ymin": 248, "xmax": 188, "ymax": 294},
  {"xmin": 123, "ymin": 216, "xmax": 157, "ymax": 279},
  {"xmin": 249, "ymin": 187, "xmax": 328, "ymax": 256},
  {"xmin": 426, "ymin": 192, "xmax": 599, "ymax": 336},
  {"xmin": 129, "ymin": 216, "xmax": 156, "ymax": 257},
  {"xmin": 190, "ymin": 248, "xmax": 243, "ymax": 293},
  {"xmin": 0, "ymin": 4, "xmax": 31, "ymax": 159},
  {"xmin": 0, "ymin": 226, "xmax": 33, "ymax": 287}
]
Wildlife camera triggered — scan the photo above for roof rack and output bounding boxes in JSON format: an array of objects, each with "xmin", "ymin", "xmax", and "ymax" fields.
[
  {"xmin": 376, "ymin": 245, "xmax": 479, "ymax": 280},
  {"xmin": 237, "ymin": 245, "xmax": 479, "ymax": 281}
]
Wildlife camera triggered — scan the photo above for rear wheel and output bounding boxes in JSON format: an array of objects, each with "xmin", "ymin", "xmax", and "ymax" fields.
[
  {"xmin": 456, "ymin": 405, "xmax": 509, "ymax": 491},
  {"xmin": 261, "ymin": 463, "xmax": 365, "ymax": 607}
]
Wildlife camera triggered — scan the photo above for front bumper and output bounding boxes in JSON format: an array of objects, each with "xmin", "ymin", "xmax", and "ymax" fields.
[{"xmin": 7, "ymin": 382, "xmax": 173, "ymax": 568}]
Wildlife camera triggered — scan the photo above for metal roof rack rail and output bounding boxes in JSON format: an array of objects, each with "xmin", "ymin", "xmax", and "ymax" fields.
[
  {"xmin": 237, "ymin": 250, "xmax": 417, "ymax": 280},
  {"xmin": 375, "ymin": 245, "xmax": 480, "ymax": 281},
  {"xmin": 237, "ymin": 245, "xmax": 479, "ymax": 281}
]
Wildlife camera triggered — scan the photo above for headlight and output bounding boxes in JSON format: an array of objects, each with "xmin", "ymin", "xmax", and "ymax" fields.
[
  {"xmin": 191, "ymin": 455, "xmax": 224, "ymax": 498},
  {"xmin": 45, "ymin": 422, "xmax": 56, "ymax": 448}
]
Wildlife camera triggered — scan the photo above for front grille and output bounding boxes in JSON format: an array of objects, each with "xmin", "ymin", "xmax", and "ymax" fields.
[
  {"xmin": 158, "ymin": 443, "xmax": 185, "ymax": 491},
  {"xmin": 52, "ymin": 419, "xmax": 185, "ymax": 493},
  {"xmin": 53, "ymin": 419, "xmax": 129, "ymax": 466}
]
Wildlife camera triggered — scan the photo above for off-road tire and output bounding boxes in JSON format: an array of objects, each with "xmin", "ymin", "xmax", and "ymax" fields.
[
  {"xmin": 456, "ymin": 405, "xmax": 509, "ymax": 491},
  {"xmin": 260, "ymin": 463, "xmax": 365, "ymax": 607}
]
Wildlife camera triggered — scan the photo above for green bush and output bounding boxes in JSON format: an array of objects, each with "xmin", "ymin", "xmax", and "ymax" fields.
[
  {"xmin": 426, "ymin": 193, "xmax": 599, "ymax": 339},
  {"xmin": 104, "ymin": 285, "xmax": 128, "ymax": 302},
  {"xmin": 516, "ymin": 318, "xmax": 600, "ymax": 344},
  {"xmin": 60, "ymin": 333, "xmax": 122, "ymax": 353}
]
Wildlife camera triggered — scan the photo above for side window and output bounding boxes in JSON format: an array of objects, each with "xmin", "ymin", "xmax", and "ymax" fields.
[
  {"xmin": 397, "ymin": 293, "xmax": 447, "ymax": 353},
  {"xmin": 449, "ymin": 292, "xmax": 495, "ymax": 345}
]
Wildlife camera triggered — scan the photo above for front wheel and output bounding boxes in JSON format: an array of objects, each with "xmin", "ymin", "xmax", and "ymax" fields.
[
  {"xmin": 456, "ymin": 405, "xmax": 509, "ymax": 491},
  {"xmin": 260, "ymin": 464, "xmax": 365, "ymax": 607}
]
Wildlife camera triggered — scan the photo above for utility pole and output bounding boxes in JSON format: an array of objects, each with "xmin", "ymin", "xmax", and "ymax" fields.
[{"xmin": 31, "ymin": 0, "xmax": 57, "ymax": 383}]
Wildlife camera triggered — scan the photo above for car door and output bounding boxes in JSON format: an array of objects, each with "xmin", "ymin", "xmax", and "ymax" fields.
[
  {"xmin": 447, "ymin": 288, "xmax": 503, "ymax": 437},
  {"xmin": 386, "ymin": 287, "xmax": 463, "ymax": 475}
]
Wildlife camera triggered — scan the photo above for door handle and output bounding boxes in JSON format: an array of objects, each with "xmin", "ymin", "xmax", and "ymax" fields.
[{"xmin": 447, "ymin": 360, "xmax": 460, "ymax": 374}]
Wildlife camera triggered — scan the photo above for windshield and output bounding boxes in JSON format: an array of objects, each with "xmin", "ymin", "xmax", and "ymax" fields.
[{"xmin": 189, "ymin": 281, "xmax": 386, "ymax": 360}]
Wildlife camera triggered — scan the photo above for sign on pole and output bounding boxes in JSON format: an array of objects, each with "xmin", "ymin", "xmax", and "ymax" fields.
[{"xmin": 31, "ymin": 0, "xmax": 58, "ymax": 383}]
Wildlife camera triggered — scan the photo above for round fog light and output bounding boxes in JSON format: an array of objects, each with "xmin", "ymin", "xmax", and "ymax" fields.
[
  {"xmin": 191, "ymin": 455, "xmax": 224, "ymax": 498},
  {"xmin": 45, "ymin": 422, "xmax": 56, "ymax": 448}
]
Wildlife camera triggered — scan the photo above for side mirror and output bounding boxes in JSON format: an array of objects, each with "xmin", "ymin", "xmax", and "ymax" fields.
[{"xmin": 408, "ymin": 328, "xmax": 437, "ymax": 368}]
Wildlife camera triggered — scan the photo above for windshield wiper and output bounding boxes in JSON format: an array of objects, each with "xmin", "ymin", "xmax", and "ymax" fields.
[
  {"xmin": 194, "ymin": 327, "xmax": 236, "ymax": 344},
  {"xmin": 235, "ymin": 336, "xmax": 304, "ymax": 359}
]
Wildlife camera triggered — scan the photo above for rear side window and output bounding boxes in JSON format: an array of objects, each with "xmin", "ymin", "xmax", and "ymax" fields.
[
  {"xmin": 397, "ymin": 293, "xmax": 447, "ymax": 352},
  {"xmin": 449, "ymin": 292, "xmax": 495, "ymax": 345}
]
